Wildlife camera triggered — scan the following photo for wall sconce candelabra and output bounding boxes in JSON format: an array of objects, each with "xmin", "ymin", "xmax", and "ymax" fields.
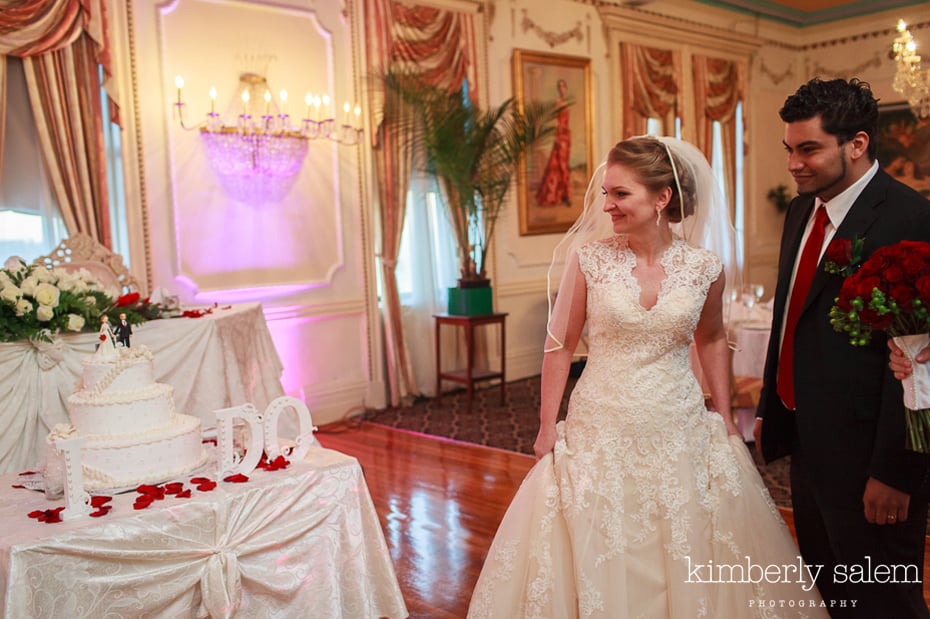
[
  {"xmin": 173, "ymin": 73, "xmax": 363, "ymax": 203},
  {"xmin": 892, "ymin": 20, "xmax": 930, "ymax": 119}
]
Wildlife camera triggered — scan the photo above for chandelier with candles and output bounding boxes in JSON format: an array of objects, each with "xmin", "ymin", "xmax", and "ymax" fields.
[
  {"xmin": 892, "ymin": 20, "xmax": 930, "ymax": 119},
  {"xmin": 172, "ymin": 73, "xmax": 363, "ymax": 203}
]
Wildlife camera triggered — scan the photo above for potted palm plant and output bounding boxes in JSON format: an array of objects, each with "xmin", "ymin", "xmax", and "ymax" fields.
[{"xmin": 383, "ymin": 70, "xmax": 560, "ymax": 315}]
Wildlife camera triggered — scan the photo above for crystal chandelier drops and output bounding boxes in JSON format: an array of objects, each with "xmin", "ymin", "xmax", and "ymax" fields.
[
  {"xmin": 173, "ymin": 73, "xmax": 363, "ymax": 203},
  {"xmin": 892, "ymin": 20, "xmax": 930, "ymax": 119}
]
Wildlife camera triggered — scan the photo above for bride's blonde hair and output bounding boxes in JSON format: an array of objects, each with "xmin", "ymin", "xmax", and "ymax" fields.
[{"xmin": 607, "ymin": 136, "xmax": 696, "ymax": 222}]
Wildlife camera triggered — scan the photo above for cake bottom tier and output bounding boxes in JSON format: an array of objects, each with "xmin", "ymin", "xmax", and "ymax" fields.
[{"xmin": 77, "ymin": 414, "xmax": 209, "ymax": 492}]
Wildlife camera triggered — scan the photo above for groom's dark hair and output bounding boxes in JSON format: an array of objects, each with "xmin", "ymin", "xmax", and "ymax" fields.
[{"xmin": 779, "ymin": 77, "xmax": 879, "ymax": 161}]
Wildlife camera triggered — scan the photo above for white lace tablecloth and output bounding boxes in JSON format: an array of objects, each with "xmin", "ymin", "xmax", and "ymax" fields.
[
  {"xmin": 0, "ymin": 446, "xmax": 408, "ymax": 618},
  {"xmin": 0, "ymin": 303, "xmax": 285, "ymax": 474}
]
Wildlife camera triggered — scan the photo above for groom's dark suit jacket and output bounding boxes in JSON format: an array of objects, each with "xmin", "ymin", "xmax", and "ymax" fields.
[{"xmin": 758, "ymin": 168, "xmax": 930, "ymax": 506}]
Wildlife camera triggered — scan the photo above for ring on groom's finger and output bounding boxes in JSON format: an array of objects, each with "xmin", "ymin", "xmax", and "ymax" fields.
[{"xmin": 887, "ymin": 515, "xmax": 897, "ymax": 521}]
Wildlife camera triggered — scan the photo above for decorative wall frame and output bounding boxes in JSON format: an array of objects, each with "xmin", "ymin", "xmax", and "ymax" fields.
[
  {"xmin": 876, "ymin": 102, "xmax": 930, "ymax": 199},
  {"xmin": 513, "ymin": 50, "xmax": 594, "ymax": 236}
]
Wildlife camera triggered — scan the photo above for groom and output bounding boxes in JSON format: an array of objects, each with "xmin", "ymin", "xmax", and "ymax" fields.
[{"xmin": 755, "ymin": 77, "xmax": 930, "ymax": 617}]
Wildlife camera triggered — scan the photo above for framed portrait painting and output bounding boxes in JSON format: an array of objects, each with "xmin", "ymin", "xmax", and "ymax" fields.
[
  {"xmin": 513, "ymin": 50, "xmax": 594, "ymax": 235},
  {"xmin": 876, "ymin": 102, "xmax": 930, "ymax": 199}
]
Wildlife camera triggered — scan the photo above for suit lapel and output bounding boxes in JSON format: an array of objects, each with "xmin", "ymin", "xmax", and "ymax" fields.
[{"xmin": 800, "ymin": 171, "xmax": 887, "ymax": 316}]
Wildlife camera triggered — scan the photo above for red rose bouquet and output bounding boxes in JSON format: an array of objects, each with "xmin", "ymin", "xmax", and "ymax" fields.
[{"xmin": 828, "ymin": 239, "xmax": 930, "ymax": 451}]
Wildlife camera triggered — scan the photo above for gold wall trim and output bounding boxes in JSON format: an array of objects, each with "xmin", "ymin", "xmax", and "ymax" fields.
[{"xmin": 125, "ymin": 1, "xmax": 152, "ymax": 293}]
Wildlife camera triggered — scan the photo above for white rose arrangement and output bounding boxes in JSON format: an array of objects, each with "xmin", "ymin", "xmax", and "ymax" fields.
[{"xmin": 0, "ymin": 256, "xmax": 162, "ymax": 343}]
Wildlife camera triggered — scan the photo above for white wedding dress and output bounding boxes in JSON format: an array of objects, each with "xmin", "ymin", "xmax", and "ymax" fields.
[{"xmin": 468, "ymin": 236, "xmax": 828, "ymax": 618}]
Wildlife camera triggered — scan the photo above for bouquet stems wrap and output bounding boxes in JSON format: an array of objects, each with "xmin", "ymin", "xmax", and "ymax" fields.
[{"xmin": 893, "ymin": 334, "xmax": 930, "ymax": 453}]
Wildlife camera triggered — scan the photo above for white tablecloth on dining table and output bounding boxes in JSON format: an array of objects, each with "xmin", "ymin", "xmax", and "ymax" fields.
[
  {"xmin": 728, "ymin": 300, "xmax": 773, "ymax": 379},
  {"xmin": 0, "ymin": 445, "xmax": 408, "ymax": 618},
  {"xmin": 0, "ymin": 303, "xmax": 285, "ymax": 474}
]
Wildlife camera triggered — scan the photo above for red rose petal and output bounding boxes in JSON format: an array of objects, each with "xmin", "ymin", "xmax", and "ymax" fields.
[
  {"xmin": 223, "ymin": 473, "xmax": 249, "ymax": 483},
  {"xmin": 89, "ymin": 506, "xmax": 112, "ymax": 518},
  {"xmin": 190, "ymin": 476, "xmax": 212, "ymax": 484},
  {"xmin": 176, "ymin": 489, "xmax": 192, "ymax": 498},
  {"xmin": 11, "ymin": 484, "xmax": 26, "ymax": 489},
  {"xmin": 164, "ymin": 482, "xmax": 184, "ymax": 494},
  {"xmin": 195, "ymin": 480, "xmax": 217, "ymax": 492}
]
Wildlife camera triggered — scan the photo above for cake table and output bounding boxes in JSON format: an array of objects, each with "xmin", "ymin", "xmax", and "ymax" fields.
[
  {"xmin": 0, "ymin": 302, "xmax": 285, "ymax": 474},
  {"xmin": 0, "ymin": 446, "xmax": 408, "ymax": 618}
]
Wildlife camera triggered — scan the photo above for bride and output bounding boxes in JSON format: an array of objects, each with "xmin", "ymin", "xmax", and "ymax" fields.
[{"xmin": 468, "ymin": 136, "xmax": 828, "ymax": 617}]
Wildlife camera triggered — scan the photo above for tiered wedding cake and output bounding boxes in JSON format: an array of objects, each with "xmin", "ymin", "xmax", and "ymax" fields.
[{"xmin": 49, "ymin": 339, "xmax": 208, "ymax": 491}]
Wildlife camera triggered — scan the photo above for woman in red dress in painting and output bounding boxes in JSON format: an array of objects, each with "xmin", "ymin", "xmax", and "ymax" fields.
[{"xmin": 535, "ymin": 79, "xmax": 572, "ymax": 207}]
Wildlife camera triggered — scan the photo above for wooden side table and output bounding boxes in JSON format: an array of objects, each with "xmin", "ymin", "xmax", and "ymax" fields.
[{"xmin": 433, "ymin": 312, "xmax": 508, "ymax": 414}]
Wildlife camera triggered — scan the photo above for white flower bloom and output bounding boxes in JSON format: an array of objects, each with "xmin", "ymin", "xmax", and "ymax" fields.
[
  {"xmin": 84, "ymin": 295, "xmax": 97, "ymax": 306},
  {"xmin": 0, "ymin": 284, "xmax": 21, "ymax": 303},
  {"xmin": 33, "ymin": 267, "xmax": 54, "ymax": 283},
  {"xmin": 14, "ymin": 298, "xmax": 32, "ymax": 317},
  {"xmin": 55, "ymin": 271, "xmax": 79, "ymax": 292},
  {"xmin": 19, "ymin": 275, "xmax": 39, "ymax": 296},
  {"xmin": 71, "ymin": 279, "xmax": 89, "ymax": 295},
  {"xmin": 0, "ymin": 271, "xmax": 12, "ymax": 288},
  {"xmin": 66, "ymin": 314, "xmax": 85, "ymax": 332},
  {"xmin": 36, "ymin": 304, "xmax": 54, "ymax": 321},
  {"xmin": 3, "ymin": 256, "xmax": 26, "ymax": 273},
  {"xmin": 34, "ymin": 283, "xmax": 61, "ymax": 308}
]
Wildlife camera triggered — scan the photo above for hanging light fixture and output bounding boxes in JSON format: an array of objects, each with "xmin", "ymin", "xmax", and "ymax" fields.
[
  {"xmin": 892, "ymin": 20, "xmax": 930, "ymax": 119},
  {"xmin": 172, "ymin": 73, "xmax": 363, "ymax": 203}
]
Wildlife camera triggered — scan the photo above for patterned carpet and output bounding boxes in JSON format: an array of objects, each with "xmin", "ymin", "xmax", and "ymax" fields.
[{"xmin": 362, "ymin": 375, "xmax": 793, "ymax": 509}]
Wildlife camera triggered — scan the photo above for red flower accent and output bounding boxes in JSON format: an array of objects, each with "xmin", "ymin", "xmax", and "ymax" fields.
[
  {"xmin": 90, "ymin": 495, "xmax": 112, "ymax": 508},
  {"xmin": 133, "ymin": 495, "xmax": 155, "ymax": 510},
  {"xmin": 136, "ymin": 484, "xmax": 166, "ymax": 499},
  {"xmin": 116, "ymin": 292, "xmax": 141, "ymax": 307},
  {"xmin": 825, "ymin": 238, "xmax": 852, "ymax": 265},
  {"xmin": 163, "ymin": 482, "xmax": 185, "ymax": 495},
  {"xmin": 28, "ymin": 507, "xmax": 64, "ymax": 523},
  {"xmin": 181, "ymin": 308, "xmax": 214, "ymax": 318},
  {"xmin": 191, "ymin": 477, "xmax": 217, "ymax": 492},
  {"xmin": 223, "ymin": 473, "xmax": 249, "ymax": 483},
  {"xmin": 99, "ymin": 334, "xmax": 107, "ymax": 342},
  {"xmin": 258, "ymin": 454, "xmax": 290, "ymax": 471}
]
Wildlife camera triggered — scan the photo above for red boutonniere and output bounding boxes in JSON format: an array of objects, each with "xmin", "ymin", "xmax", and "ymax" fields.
[
  {"xmin": 823, "ymin": 236, "xmax": 864, "ymax": 277},
  {"xmin": 99, "ymin": 334, "xmax": 107, "ymax": 342}
]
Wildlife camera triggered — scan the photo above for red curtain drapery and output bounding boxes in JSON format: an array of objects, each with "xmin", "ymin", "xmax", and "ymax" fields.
[
  {"xmin": 620, "ymin": 43, "xmax": 681, "ymax": 138},
  {"xmin": 0, "ymin": 0, "xmax": 116, "ymax": 248},
  {"xmin": 365, "ymin": 0, "xmax": 482, "ymax": 405},
  {"xmin": 693, "ymin": 54, "xmax": 747, "ymax": 218}
]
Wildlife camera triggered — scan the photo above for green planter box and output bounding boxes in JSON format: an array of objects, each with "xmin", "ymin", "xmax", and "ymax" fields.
[{"xmin": 447, "ymin": 286, "xmax": 493, "ymax": 316}]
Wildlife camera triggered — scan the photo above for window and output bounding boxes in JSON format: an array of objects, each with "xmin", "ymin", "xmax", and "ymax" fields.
[
  {"xmin": 0, "ymin": 57, "xmax": 67, "ymax": 263},
  {"xmin": 0, "ymin": 58, "xmax": 128, "ymax": 264}
]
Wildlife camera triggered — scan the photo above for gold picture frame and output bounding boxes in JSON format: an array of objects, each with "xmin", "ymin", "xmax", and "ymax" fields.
[{"xmin": 513, "ymin": 50, "xmax": 594, "ymax": 236}]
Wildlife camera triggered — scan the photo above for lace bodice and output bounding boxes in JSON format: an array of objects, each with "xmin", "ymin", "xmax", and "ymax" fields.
[{"xmin": 569, "ymin": 235, "xmax": 721, "ymax": 433}]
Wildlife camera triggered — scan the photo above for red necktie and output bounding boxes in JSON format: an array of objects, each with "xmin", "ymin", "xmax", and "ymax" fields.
[{"xmin": 777, "ymin": 205, "xmax": 829, "ymax": 410}]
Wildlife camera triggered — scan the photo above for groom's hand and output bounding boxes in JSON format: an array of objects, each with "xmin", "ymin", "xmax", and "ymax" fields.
[
  {"xmin": 863, "ymin": 477, "xmax": 909, "ymax": 525},
  {"xmin": 752, "ymin": 417, "xmax": 763, "ymax": 451},
  {"xmin": 888, "ymin": 339, "xmax": 930, "ymax": 380}
]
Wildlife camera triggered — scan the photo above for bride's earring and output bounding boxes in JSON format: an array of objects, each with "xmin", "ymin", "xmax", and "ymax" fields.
[{"xmin": 655, "ymin": 207, "xmax": 662, "ymax": 227}]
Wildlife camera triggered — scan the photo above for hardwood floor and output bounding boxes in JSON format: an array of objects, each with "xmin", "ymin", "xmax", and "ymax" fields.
[{"xmin": 316, "ymin": 421, "xmax": 930, "ymax": 618}]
